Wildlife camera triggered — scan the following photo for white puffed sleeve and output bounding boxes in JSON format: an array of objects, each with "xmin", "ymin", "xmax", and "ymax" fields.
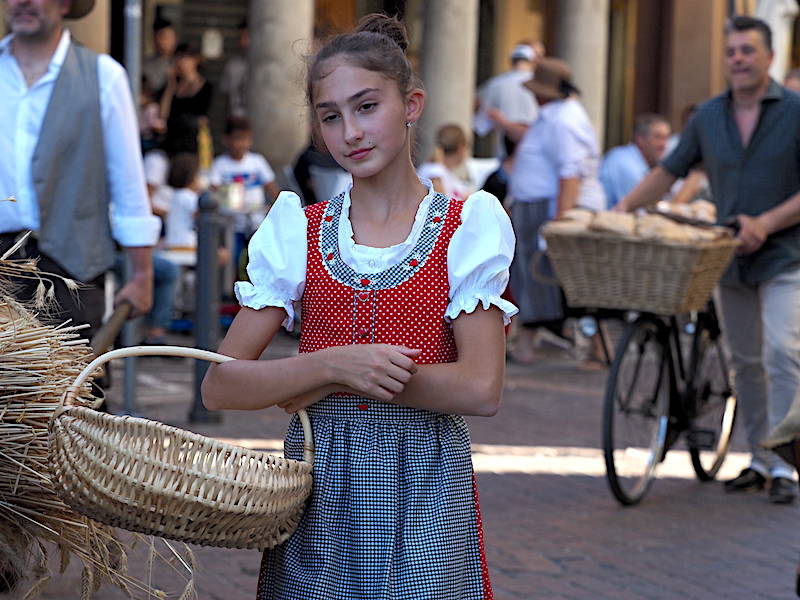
[
  {"xmin": 446, "ymin": 190, "xmax": 518, "ymax": 325},
  {"xmin": 233, "ymin": 192, "xmax": 307, "ymax": 330}
]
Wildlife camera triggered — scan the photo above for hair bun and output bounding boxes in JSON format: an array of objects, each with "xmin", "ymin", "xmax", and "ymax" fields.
[{"xmin": 355, "ymin": 13, "xmax": 409, "ymax": 53}]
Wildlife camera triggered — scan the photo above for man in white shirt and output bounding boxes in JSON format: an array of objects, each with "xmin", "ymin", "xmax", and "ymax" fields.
[
  {"xmin": 0, "ymin": 0, "xmax": 160, "ymax": 337},
  {"xmin": 599, "ymin": 113, "xmax": 671, "ymax": 208},
  {"xmin": 475, "ymin": 41, "xmax": 542, "ymax": 158}
]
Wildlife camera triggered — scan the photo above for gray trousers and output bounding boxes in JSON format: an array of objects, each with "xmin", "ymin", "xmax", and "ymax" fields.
[{"xmin": 717, "ymin": 267, "xmax": 800, "ymax": 479}]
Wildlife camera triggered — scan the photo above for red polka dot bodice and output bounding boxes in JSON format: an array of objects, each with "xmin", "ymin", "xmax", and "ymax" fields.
[{"xmin": 299, "ymin": 193, "xmax": 464, "ymax": 364}]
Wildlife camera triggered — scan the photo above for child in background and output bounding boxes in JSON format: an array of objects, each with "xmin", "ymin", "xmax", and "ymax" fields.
[
  {"xmin": 210, "ymin": 116, "xmax": 280, "ymax": 226},
  {"xmin": 417, "ymin": 123, "xmax": 474, "ymax": 201},
  {"xmin": 164, "ymin": 153, "xmax": 202, "ymax": 250},
  {"xmin": 210, "ymin": 116, "xmax": 280, "ymax": 269},
  {"xmin": 202, "ymin": 13, "xmax": 516, "ymax": 600}
]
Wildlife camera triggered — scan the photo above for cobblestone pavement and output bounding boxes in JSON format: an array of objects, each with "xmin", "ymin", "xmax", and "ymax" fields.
[{"xmin": 31, "ymin": 332, "xmax": 800, "ymax": 600}]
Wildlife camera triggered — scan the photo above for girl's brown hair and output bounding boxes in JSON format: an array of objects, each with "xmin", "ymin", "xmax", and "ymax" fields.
[{"xmin": 306, "ymin": 14, "xmax": 418, "ymax": 106}]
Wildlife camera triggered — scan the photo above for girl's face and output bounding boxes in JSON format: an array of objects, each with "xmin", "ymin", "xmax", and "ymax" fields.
[{"xmin": 313, "ymin": 59, "xmax": 422, "ymax": 179}]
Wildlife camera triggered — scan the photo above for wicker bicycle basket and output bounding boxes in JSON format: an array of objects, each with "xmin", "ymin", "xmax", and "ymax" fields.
[
  {"xmin": 48, "ymin": 346, "xmax": 314, "ymax": 551},
  {"xmin": 541, "ymin": 226, "xmax": 739, "ymax": 315}
]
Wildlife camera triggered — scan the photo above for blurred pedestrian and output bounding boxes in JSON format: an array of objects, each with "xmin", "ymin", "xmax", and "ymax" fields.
[
  {"xmin": 504, "ymin": 57, "xmax": 605, "ymax": 364},
  {"xmin": 160, "ymin": 42, "xmax": 213, "ymax": 160},
  {"xmin": 481, "ymin": 135, "xmax": 518, "ymax": 206},
  {"xmin": 202, "ymin": 13, "xmax": 516, "ymax": 599},
  {"xmin": 620, "ymin": 15, "xmax": 800, "ymax": 504},
  {"xmin": 783, "ymin": 68, "xmax": 800, "ymax": 92},
  {"xmin": 417, "ymin": 123, "xmax": 474, "ymax": 200},
  {"xmin": 220, "ymin": 18, "xmax": 249, "ymax": 119},
  {"xmin": 164, "ymin": 152, "xmax": 203, "ymax": 250},
  {"xmin": 139, "ymin": 76, "xmax": 166, "ymax": 153},
  {"xmin": 292, "ymin": 141, "xmax": 349, "ymax": 205},
  {"xmin": 599, "ymin": 113, "xmax": 671, "ymax": 208},
  {"xmin": 209, "ymin": 116, "xmax": 279, "ymax": 265},
  {"xmin": 142, "ymin": 16, "xmax": 176, "ymax": 99},
  {"xmin": 0, "ymin": 0, "xmax": 159, "ymax": 338},
  {"xmin": 475, "ymin": 40, "xmax": 542, "ymax": 158}
]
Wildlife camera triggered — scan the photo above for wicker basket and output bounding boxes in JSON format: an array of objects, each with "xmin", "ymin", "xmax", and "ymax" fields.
[
  {"xmin": 48, "ymin": 346, "xmax": 314, "ymax": 550},
  {"xmin": 542, "ymin": 227, "xmax": 738, "ymax": 315}
]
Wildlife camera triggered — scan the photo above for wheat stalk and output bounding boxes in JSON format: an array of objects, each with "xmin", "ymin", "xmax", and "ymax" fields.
[{"xmin": 0, "ymin": 256, "xmax": 195, "ymax": 599}]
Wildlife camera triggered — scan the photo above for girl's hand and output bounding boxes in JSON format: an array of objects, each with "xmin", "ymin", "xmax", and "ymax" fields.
[{"xmin": 322, "ymin": 344, "xmax": 421, "ymax": 401}]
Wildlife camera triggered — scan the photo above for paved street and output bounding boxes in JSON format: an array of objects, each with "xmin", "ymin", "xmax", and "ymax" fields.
[{"xmin": 34, "ymin": 332, "xmax": 800, "ymax": 600}]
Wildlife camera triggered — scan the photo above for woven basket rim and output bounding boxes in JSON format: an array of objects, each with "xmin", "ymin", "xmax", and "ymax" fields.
[
  {"xmin": 542, "ymin": 226, "xmax": 739, "ymax": 250},
  {"xmin": 61, "ymin": 404, "xmax": 297, "ymax": 465},
  {"xmin": 48, "ymin": 346, "xmax": 315, "ymax": 550}
]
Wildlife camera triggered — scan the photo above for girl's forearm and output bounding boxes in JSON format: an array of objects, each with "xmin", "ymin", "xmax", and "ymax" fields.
[
  {"xmin": 202, "ymin": 351, "xmax": 336, "ymax": 411},
  {"xmin": 390, "ymin": 361, "xmax": 503, "ymax": 417}
]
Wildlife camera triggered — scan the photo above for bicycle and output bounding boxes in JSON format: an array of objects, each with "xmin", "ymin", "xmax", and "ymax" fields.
[{"xmin": 602, "ymin": 300, "xmax": 737, "ymax": 506}]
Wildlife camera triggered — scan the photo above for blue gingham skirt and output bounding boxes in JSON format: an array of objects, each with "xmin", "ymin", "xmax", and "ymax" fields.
[{"xmin": 256, "ymin": 395, "xmax": 489, "ymax": 599}]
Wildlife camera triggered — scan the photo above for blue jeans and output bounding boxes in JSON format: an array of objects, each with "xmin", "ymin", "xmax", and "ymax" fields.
[{"xmin": 145, "ymin": 255, "xmax": 180, "ymax": 331}]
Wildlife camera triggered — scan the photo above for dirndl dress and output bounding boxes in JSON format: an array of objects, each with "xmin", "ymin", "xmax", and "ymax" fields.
[{"xmin": 241, "ymin": 189, "xmax": 513, "ymax": 599}]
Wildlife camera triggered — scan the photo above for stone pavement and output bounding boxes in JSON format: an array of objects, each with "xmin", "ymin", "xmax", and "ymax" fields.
[{"xmin": 33, "ymin": 332, "xmax": 800, "ymax": 600}]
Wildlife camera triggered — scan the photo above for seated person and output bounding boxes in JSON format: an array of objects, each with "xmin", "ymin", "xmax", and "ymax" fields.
[
  {"xmin": 417, "ymin": 123, "xmax": 474, "ymax": 201},
  {"xmin": 599, "ymin": 113, "xmax": 671, "ymax": 209}
]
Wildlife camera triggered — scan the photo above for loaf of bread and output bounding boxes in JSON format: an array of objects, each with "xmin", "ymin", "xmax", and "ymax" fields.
[
  {"xmin": 636, "ymin": 214, "xmax": 692, "ymax": 243},
  {"xmin": 691, "ymin": 200, "xmax": 716, "ymax": 223},
  {"xmin": 562, "ymin": 208, "xmax": 595, "ymax": 224},
  {"xmin": 544, "ymin": 219, "xmax": 590, "ymax": 235},
  {"xmin": 590, "ymin": 211, "xmax": 636, "ymax": 236}
]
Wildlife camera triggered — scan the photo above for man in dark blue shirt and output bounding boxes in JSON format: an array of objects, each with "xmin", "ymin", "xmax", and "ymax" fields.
[{"xmin": 620, "ymin": 15, "xmax": 800, "ymax": 504}]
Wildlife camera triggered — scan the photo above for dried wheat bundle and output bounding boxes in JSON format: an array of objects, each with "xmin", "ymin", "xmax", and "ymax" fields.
[{"xmin": 0, "ymin": 257, "xmax": 195, "ymax": 599}]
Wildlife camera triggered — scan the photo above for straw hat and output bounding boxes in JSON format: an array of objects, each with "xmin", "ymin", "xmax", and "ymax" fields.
[
  {"xmin": 65, "ymin": 0, "xmax": 95, "ymax": 19},
  {"xmin": 523, "ymin": 57, "xmax": 576, "ymax": 102}
]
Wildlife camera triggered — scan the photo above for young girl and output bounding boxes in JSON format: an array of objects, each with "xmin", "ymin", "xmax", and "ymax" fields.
[{"xmin": 202, "ymin": 14, "xmax": 516, "ymax": 600}]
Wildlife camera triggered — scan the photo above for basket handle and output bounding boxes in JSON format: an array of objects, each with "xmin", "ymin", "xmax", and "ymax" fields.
[{"xmin": 60, "ymin": 345, "xmax": 315, "ymax": 464}]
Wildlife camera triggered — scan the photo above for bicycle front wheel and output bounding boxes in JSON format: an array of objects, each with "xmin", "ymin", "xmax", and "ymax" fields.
[
  {"xmin": 603, "ymin": 316, "xmax": 670, "ymax": 506},
  {"xmin": 688, "ymin": 321, "xmax": 737, "ymax": 481}
]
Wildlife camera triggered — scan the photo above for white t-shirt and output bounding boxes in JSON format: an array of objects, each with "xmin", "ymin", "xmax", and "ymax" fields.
[
  {"xmin": 234, "ymin": 185, "xmax": 518, "ymax": 331},
  {"xmin": 416, "ymin": 162, "xmax": 473, "ymax": 201},
  {"xmin": 210, "ymin": 151, "xmax": 276, "ymax": 233},
  {"xmin": 164, "ymin": 188, "xmax": 199, "ymax": 249},
  {"xmin": 142, "ymin": 149, "xmax": 173, "ymax": 216},
  {"xmin": 210, "ymin": 151, "xmax": 275, "ymax": 211}
]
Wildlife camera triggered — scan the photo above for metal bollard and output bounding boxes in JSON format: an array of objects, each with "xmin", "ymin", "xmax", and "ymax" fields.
[{"xmin": 190, "ymin": 192, "xmax": 222, "ymax": 424}]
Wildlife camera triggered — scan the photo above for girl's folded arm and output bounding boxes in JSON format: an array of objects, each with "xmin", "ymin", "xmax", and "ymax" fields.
[
  {"xmin": 201, "ymin": 306, "xmax": 336, "ymax": 410},
  {"xmin": 390, "ymin": 306, "xmax": 506, "ymax": 417}
]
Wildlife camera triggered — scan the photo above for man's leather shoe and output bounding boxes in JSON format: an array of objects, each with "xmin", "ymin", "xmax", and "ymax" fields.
[
  {"xmin": 724, "ymin": 468, "xmax": 766, "ymax": 492},
  {"xmin": 769, "ymin": 477, "xmax": 796, "ymax": 504}
]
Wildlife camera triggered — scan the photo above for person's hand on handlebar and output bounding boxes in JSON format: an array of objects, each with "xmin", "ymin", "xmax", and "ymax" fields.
[{"xmin": 735, "ymin": 214, "xmax": 768, "ymax": 255}]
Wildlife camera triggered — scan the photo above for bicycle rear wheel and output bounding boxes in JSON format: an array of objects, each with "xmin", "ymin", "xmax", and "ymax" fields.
[
  {"xmin": 603, "ymin": 316, "xmax": 670, "ymax": 506},
  {"xmin": 688, "ymin": 320, "xmax": 737, "ymax": 481}
]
